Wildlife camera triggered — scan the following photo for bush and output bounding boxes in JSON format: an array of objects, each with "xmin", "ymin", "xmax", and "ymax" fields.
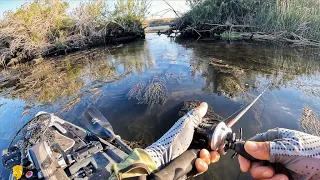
[
  {"xmin": 181, "ymin": 0, "xmax": 320, "ymax": 41},
  {"xmin": 113, "ymin": 0, "xmax": 149, "ymax": 32},
  {"xmin": 71, "ymin": 0, "xmax": 108, "ymax": 37},
  {"xmin": 0, "ymin": 0, "xmax": 73, "ymax": 62},
  {"xmin": 0, "ymin": 0, "xmax": 149, "ymax": 65}
]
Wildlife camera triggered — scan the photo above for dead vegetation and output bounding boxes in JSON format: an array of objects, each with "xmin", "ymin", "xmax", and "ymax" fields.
[
  {"xmin": 139, "ymin": 76, "xmax": 168, "ymax": 106},
  {"xmin": 0, "ymin": 0, "xmax": 148, "ymax": 66},
  {"xmin": 0, "ymin": 42, "xmax": 154, "ymax": 109},
  {"xmin": 126, "ymin": 82, "xmax": 146, "ymax": 101},
  {"xmin": 126, "ymin": 73, "xmax": 181, "ymax": 107},
  {"xmin": 169, "ymin": 0, "xmax": 320, "ymax": 46},
  {"xmin": 165, "ymin": 72, "xmax": 181, "ymax": 83},
  {"xmin": 178, "ymin": 100, "xmax": 222, "ymax": 122}
]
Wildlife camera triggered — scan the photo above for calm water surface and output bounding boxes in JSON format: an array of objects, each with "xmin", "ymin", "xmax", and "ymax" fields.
[{"xmin": 1, "ymin": 34, "xmax": 320, "ymax": 179}]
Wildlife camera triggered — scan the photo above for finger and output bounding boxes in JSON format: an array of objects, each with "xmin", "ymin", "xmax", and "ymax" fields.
[
  {"xmin": 249, "ymin": 129, "xmax": 279, "ymax": 142},
  {"xmin": 210, "ymin": 151, "xmax": 220, "ymax": 163},
  {"xmin": 199, "ymin": 149, "xmax": 210, "ymax": 165},
  {"xmin": 194, "ymin": 102, "xmax": 208, "ymax": 119},
  {"xmin": 195, "ymin": 158, "xmax": 208, "ymax": 173},
  {"xmin": 250, "ymin": 162, "xmax": 275, "ymax": 179},
  {"xmin": 244, "ymin": 141, "xmax": 271, "ymax": 160},
  {"xmin": 238, "ymin": 155, "xmax": 251, "ymax": 172},
  {"xmin": 261, "ymin": 174, "xmax": 289, "ymax": 180}
]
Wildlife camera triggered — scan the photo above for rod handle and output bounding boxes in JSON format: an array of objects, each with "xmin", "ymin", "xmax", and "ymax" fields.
[
  {"xmin": 233, "ymin": 141, "xmax": 260, "ymax": 162},
  {"xmin": 151, "ymin": 149, "xmax": 200, "ymax": 180}
]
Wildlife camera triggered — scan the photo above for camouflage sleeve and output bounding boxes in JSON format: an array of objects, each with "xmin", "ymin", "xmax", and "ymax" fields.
[
  {"xmin": 110, "ymin": 109, "xmax": 203, "ymax": 179},
  {"xmin": 109, "ymin": 148, "xmax": 157, "ymax": 180}
]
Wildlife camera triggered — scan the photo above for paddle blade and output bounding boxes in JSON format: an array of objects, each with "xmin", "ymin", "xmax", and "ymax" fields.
[{"xmin": 82, "ymin": 108, "xmax": 114, "ymax": 139}]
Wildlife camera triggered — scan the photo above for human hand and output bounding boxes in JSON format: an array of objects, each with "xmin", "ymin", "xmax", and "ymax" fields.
[
  {"xmin": 195, "ymin": 149, "xmax": 220, "ymax": 173},
  {"xmin": 145, "ymin": 102, "xmax": 220, "ymax": 171},
  {"xmin": 238, "ymin": 128, "xmax": 320, "ymax": 180}
]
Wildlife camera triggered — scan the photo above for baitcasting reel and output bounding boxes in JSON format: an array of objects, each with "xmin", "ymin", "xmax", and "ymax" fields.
[{"xmin": 196, "ymin": 121, "xmax": 258, "ymax": 161}]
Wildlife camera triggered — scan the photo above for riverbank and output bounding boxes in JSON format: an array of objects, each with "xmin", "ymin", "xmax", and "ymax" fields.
[
  {"xmin": 168, "ymin": 0, "xmax": 320, "ymax": 46},
  {"xmin": 0, "ymin": 0, "xmax": 147, "ymax": 66}
]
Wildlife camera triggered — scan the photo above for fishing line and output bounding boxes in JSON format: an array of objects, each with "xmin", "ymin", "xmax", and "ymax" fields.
[
  {"xmin": 233, "ymin": 85, "xmax": 270, "ymax": 180},
  {"xmin": 233, "ymin": 104, "xmax": 266, "ymax": 180},
  {"xmin": 222, "ymin": 84, "xmax": 270, "ymax": 122},
  {"xmin": 257, "ymin": 103, "xmax": 266, "ymax": 134},
  {"xmin": 235, "ymin": 170, "xmax": 242, "ymax": 180},
  {"xmin": 222, "ymin": 105, "xmax": 246, "ymax": 122}
]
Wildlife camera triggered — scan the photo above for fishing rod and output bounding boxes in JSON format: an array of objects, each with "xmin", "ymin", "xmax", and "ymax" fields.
[
  {"xmin": 227, "ymin": 85, "xmax": 270, "ymax": 128},
  {"xmin": 153, "ymin": 85, "xmax": 270, "ymax": 180},
  {"xmin": 198, "ymin": 84, "xmax": 271, "ymax": 158}
]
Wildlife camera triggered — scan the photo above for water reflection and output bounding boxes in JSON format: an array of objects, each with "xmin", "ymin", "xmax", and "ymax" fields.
[
  {"xmin": 1, "ymin": 35, "xmax": 320, "ymax": 180},
  {"xmin": 0, "ymin": 40, "xmax": 154, "ymax": 107},
  {"xmin": 186, "ymin": 41, "xmax": 320, "ymax": 99}
]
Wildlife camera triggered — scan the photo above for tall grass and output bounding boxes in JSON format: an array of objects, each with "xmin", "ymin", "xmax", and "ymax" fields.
[
  {"xmin": 181, "ymin": 0, "xmax": 320, "ymax": 41},
  {"xmin": 254, "ymin": 0, "xmax": 320, "ymax": 40}
]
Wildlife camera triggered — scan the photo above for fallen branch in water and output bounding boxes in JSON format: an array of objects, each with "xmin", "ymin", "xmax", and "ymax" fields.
[
  {"xmin": 245, "ymin": 32, "xmax": 320, "ymax": 47},
  {"xmin": 174, "ymin": 23, "xmax": 320, "ymax": 47}
]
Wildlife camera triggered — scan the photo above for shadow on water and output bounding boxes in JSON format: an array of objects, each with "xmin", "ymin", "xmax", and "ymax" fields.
[{"xmin": 1, "ymin": 34, "xmax": 320, "ymax": 179}]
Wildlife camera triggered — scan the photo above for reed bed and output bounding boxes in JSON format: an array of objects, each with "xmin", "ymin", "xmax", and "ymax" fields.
[{"xmin": 176, "ymin": 0, "xmax": 320, "ymax": 45}]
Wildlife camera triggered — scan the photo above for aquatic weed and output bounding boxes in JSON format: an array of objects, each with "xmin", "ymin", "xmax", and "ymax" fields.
[
  {"xmin": 62, "ymin": 97, "xmax": 81, "ymax": 112},
  {"xmin": 300, "ymin": 106, "xmax": 320, "ymax": 136},
  {"xmin": 139, "ymin": 76, "xmax": 168, "ymax": 107},
  {"xmin": 126, "ymin": 82, "xmax": 146, "ymax": 101},
  {"xmin": 165, "ymin": 72, "xmax": 181, "ymax": 84}
]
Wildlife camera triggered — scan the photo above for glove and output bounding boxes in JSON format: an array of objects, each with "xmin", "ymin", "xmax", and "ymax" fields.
[
  {"xmin": 239, "ymin": 128, "xmax": 320, "ymax": 180},
  {"xmin": 110, "ymin": 102, "xmax": 208, "ymax": 179},
  {"xmin": 145, "ymin": 102, "xmax": 208, "ymax": 169}
]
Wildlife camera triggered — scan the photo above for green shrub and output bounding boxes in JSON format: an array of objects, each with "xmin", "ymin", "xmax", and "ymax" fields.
[
  {"xmin": 113, "ymin": 0, "xmax": 149, "ymax": 31},
  {"xmin": 182, "ymin": 0, "xmax": 320, "ymax": 41},
  {"xmin": 0, "ymin": 0, "xmax": 149, "ymax": 65},
  {"xmin": 0, "ymin": 0, "xmax": 73, "ymax": 59}
]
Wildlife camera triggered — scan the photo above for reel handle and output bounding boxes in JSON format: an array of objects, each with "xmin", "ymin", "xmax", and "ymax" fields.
[
  {"xmin": 151, "ymin": 149, "xmax": 200, "ymax": 180},
  {"xmin": 233, "ymin": 141, "xmax": 260, "ymax": 162}
]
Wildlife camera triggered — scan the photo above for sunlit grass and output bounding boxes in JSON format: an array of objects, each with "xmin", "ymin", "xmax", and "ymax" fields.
[
  {"xmin": 0, "ymin": 0, "xmax": 149, "ymax": 65},
  {"xmin": 182, "ymin": 0, "xmax": 320, "ymax": 41}
]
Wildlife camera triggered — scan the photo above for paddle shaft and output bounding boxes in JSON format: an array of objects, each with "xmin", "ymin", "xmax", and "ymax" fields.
[
  {"xmin": 114, "ymin": 137, "xmax": 132, "ymax": 154},
  {"xmin": 82, "ymin": 108, "xmax": 132, "ymax": 154}
]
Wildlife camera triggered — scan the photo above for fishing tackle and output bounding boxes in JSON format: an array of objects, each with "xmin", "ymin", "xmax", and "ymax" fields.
[
  {"xmin": 195, "ymin": 85, "xmax": 270, "ymax": 159},
  {"xmin": 153, "ymin": 85, "xmax": 270, "ymax": 180},
  {"xmin": 196, "ymin": 85, "xmax": 270, "ymax": 160}
]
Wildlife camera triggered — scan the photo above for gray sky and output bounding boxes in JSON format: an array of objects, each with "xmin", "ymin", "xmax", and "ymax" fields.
[{"xmin": 0, "ymin": 0, "xmax": 190, "ymax": 20}]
